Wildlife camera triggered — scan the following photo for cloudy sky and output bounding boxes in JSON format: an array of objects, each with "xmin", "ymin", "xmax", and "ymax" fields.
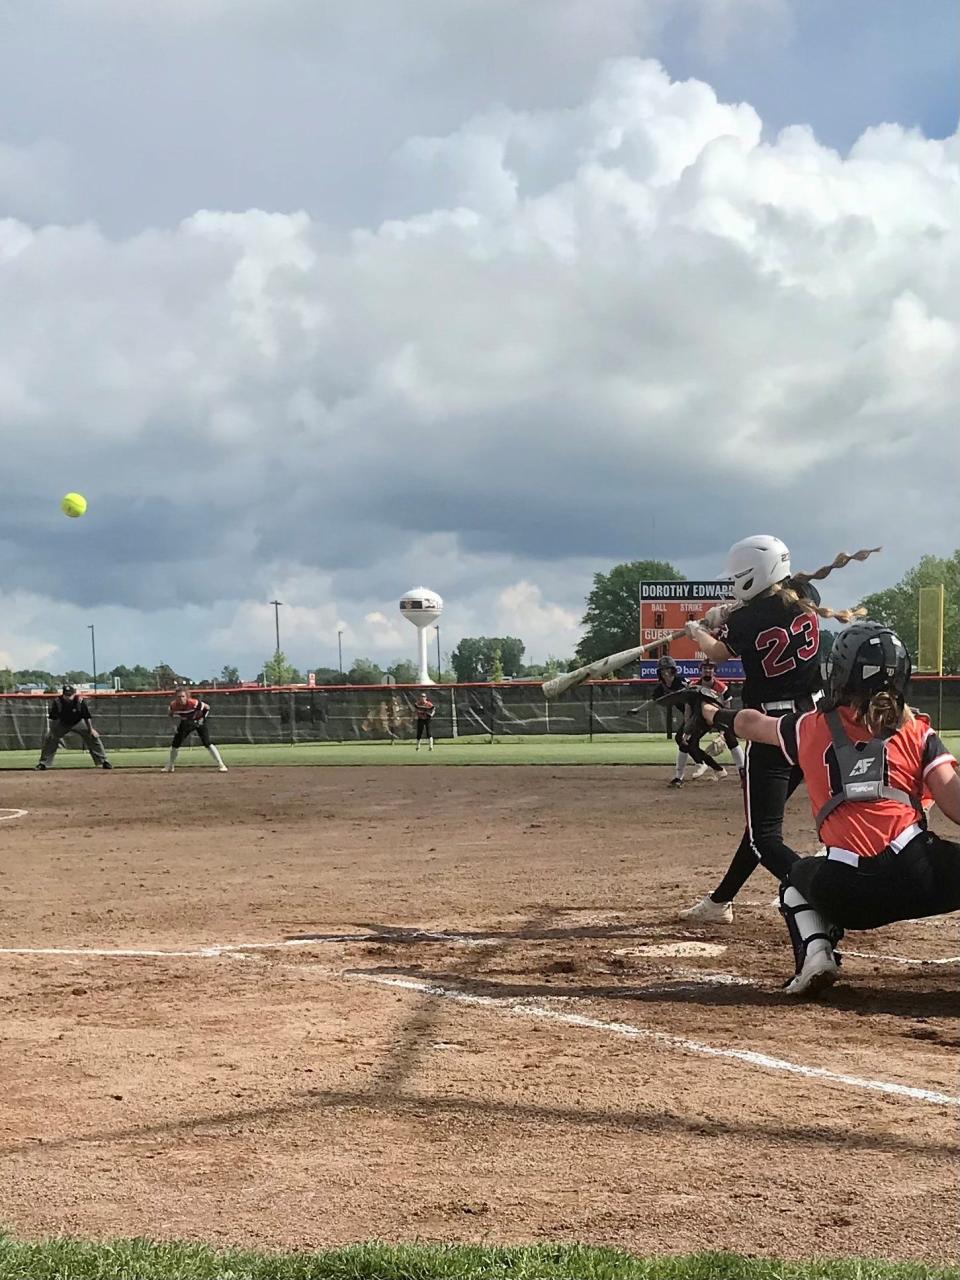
[{"xmin": 0, "ymin": 0, "xmax": 957, "ymax": 679}]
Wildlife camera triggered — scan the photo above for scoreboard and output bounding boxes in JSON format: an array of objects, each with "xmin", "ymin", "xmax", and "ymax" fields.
[{"xmin": 639, "ymin": 580, "xmax": 743, "ymax": 680}]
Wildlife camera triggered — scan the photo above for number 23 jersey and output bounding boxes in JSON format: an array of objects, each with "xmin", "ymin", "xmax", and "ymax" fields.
[{"xmin": 724, "ymin": 586, "xmax": 822, "ymax": 710}]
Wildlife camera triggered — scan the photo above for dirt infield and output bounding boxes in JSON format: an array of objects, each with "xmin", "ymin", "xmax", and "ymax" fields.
[{"xmin": 0, "ymin": 766, "xmax": 956, "ymax": 1263}]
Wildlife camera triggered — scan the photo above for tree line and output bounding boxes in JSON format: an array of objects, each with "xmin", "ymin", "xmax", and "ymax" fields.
[
  {"xmin": 1, "ymin": 549, "xmax": 952, "ymax": 693},
  {"xmin": 0, "ymin": 639, "xmax": 571, "ymax": 693}
]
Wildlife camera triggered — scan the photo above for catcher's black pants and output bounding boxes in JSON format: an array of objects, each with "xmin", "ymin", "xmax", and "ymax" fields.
[
  {"xmin": 172, "ymin": 720, "xmax": 212, "ymax": 749},
  {"xmin": 790, "ymin": 831, "xmax": 960, "ymax": 930},
  {"xmin": 711, "ymin": 740, "xmax": 804, "ymax": 900}
]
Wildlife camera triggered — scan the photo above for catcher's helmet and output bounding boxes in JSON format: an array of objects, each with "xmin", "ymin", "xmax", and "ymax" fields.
[
  {"xmin": 726, "ymin": 535, "xmax": 790, "ymax": 603},
  {"xmin": 61, "ymin": 683, "xmax": 77, "ymax": 696},
  {"xmin": 824, "ymin": 622, "xmax": 911, "ymax": 707}
]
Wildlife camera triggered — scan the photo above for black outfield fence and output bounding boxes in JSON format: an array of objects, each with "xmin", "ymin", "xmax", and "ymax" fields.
[{"xmin": 1, "ymin": 678, "xmax": 957, "ymax": 751}]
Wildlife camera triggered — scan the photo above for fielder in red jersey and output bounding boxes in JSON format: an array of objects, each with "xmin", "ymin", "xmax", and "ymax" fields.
[{"xmin": 163, "ymin": 689, "xmax": 228, "ymax": 773}]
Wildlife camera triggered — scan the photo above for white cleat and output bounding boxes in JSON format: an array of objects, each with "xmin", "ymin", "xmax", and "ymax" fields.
[
  {"xmin": 784, "ymin": 947, "xmax": 839, "ymax": 998},
  {"xmin": 218, "ymin": 765, "xmax": 229, "ymax": 772},
  {"xmin": 689, "ymin": 763, "xmax": 708, "ymax": 780},
  {"xmin": 708, "ymin": 768, "xmax": 728, "ymax": 782},
  {"xmin": 681, "ymin": 895, "xmax": 734, "ymax": 924},
  {"xmin": 161, "ymin": 765, "xmax": 174, "ymax": 773}
]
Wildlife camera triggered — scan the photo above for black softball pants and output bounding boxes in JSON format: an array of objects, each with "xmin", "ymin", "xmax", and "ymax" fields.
[
  {"xmin": 173, "ymin": 720, "xmax": 212, "ymax": 749},
  {"xmin": 790, "ymin": 832, "xmax": 960, "ymax": 930},
  {"xmin": 711, "ymin": 740, "xmax": 804, "ymax": 901}
]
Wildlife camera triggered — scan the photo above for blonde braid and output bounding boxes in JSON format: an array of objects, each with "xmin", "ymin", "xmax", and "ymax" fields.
[{"xmin": 770, "ymin": 546, "xmax": 882, "ymax": 624}]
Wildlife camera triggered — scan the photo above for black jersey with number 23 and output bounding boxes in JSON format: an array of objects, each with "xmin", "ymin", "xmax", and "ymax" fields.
[{"xmin": 724, "ymin": 586, "xmax": 822, "ymax": 710}]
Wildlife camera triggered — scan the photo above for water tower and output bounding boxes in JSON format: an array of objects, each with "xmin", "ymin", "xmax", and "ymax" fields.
[{"xmin": 399, "ymin": 587, "xmax": 443, "ymax": 684}]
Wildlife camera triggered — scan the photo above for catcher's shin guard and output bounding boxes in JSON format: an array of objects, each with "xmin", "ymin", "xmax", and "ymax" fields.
[{"xmin": 780, "ymin": 884, "xmax": 842, "ymax": 969}]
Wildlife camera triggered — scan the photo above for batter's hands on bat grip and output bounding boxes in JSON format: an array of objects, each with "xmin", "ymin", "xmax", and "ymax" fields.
[{"xmin": 705, "ymin": 604, "xmax": 734, "ymax": 629}]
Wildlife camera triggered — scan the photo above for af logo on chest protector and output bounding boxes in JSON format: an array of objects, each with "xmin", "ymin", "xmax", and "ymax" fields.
[{"xmin": 816, "ymin": 712, "xmax": 924, "ymax": 831}]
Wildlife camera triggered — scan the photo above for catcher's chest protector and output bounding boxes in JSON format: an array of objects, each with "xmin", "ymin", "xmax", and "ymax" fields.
[{"xmin": 814, "ymin": 710, "xmax": 924, "ymax": 835}]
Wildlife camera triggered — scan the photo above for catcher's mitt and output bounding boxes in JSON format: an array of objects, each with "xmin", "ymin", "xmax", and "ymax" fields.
[{"xmin": 704, "ymin": 733, "xmax": 726, "ymax": 759}]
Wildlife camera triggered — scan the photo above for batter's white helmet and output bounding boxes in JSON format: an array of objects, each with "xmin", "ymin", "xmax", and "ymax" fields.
[{"xmin": 726, "ymin": 535, "xmax": 790, "ymax": 603}]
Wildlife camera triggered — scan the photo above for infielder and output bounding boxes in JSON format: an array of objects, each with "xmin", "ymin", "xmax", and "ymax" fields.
[
  {"xmin": 414, "ymin": 692, "xmax": 435, "ymax": 751},
  {"xmin": 162, "ymin": 690, "xmax": 228, "ymax": 772},
  {"xmin": 36, "ymin": 684, "xmax": 112, "ymax": 770},
  {"xmin": 702, "ymin": 622, "xmax": 960, "ymax": 995},
  {"xmin": 681, "ymin": 536, "xmax": 875, "ymax": 923},
  {"xmin": 629, "ymin": 655, "xmax": 690, "ymax": 787},
  {"xmin": 676, "ymin": 659, "xmax": 744, "ymax": 782}
]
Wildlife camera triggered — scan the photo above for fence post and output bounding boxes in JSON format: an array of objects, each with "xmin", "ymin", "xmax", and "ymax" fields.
[
  {"xmin": 589, "ymin": 684, "xmax": 594, "ymax": 743},
  {"xmin": 489, "ymin": 687, "xmax": 495, "ymax": 743}
]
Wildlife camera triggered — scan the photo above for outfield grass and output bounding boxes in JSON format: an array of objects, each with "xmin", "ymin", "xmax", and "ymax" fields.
[
  {"xmin": 3, "ymin": 733, "xmax": 960, "ymax": 771},
  {"xmin": 0, "ymin": 1241, "xmax": 952, "ymax": 1280}
]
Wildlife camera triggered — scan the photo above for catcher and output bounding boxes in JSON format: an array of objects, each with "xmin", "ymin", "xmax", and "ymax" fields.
[
  {"xmin": 701, "ymin": 622, "xmax": 960, "ymax": 996},
  {"xmin": 162, "ymin": 689, "xmax": 228, "ymax": 772}
]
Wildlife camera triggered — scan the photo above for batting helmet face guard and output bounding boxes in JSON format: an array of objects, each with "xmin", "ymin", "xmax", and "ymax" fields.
[
  {"xmin": 825, "ymin": 622, "xmax": 912, "ymax": 706},
  {"xmin": 726, "ymin": 535, "xmax": 791, "ymax": 603}
]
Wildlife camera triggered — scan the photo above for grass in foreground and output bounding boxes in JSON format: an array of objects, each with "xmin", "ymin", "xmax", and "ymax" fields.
[{"xmin": 0, "ymin": 1241, "xmax": 953, "ymax": 1280}]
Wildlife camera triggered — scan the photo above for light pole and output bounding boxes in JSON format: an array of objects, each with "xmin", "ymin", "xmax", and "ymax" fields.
[
  {"xmin": 88, "ymin": 625, "xmax": 97, "ymax": 694},
  {"xmin": 270, "ymin": 599, "xmax": 283, "ymax": 655},
  {"xmin": 337, "ymin": 630, "xmax": 344, "ymax": 679}
]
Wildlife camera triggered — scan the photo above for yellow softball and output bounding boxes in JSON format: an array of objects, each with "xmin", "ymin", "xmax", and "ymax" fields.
[{"xmin": 61, "ymin": 492, "xmax": 87, "ymax": 518}]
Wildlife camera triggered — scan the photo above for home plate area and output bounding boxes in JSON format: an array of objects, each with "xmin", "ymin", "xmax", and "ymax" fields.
[{"xmin": 0, "ymin": 765, "xmax": 956, "ymax": 1263}]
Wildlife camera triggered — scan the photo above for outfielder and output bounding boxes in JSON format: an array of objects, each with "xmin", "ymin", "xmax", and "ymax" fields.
[
  {"xmin": 162, "ymin": 690, "xmax": 228, "ymax": 772},
  {"xmin": 36, "ymin": 684, "xmax": 113, "ymax": 770},
  {"xmin": 414, "ymin": 692, "xmax": 435, "ymax": 751},
  {"xmin": 680, "ymin": 536, "xmax": 877, "ymax": 923},
  {"xmin": 702, "ymin": 622, "xmax": 960, "ymax": 995}
]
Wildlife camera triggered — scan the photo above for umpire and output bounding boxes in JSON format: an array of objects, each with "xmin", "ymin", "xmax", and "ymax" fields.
[{"xmin": 36, "ymin": 684, "xmax": 112, "ymax": 770}]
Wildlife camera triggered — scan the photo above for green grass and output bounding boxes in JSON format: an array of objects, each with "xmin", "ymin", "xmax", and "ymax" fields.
[
  {"xmin": 0, "ymin": 1240, "xmax": 953, "ymax": 1280},
  {"xmin": 4, "ymin": 733, "xmax": 960, "ymax": 771},
  {"xmin": 1, "ymin": 735, "xmax": 688, "ymax": 769}
]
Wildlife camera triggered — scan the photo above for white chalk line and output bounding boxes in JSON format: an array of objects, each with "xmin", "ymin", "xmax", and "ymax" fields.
[
  {"xmin": 845, "ymin": 949, "xmax": 960, "ymax": 967},
  {"xmin": 1, "ymin": 929, "xmax": 958, "ymax": 970},
  {"xmin": 0, "ymin": 808, "xmax": 27, "ymax": 822},
  {"xmin": 351, "ymin": 972, "xmax": 960, "ymax": 1109},
  {"xmin": 0, "ymin": 935, "xmax": 375, "ymax": 960}
]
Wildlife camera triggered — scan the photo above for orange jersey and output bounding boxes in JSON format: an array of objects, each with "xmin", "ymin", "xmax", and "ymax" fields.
[{"xmin": 778, "ymin": 706, "xmax": 954, "ymax": 856}]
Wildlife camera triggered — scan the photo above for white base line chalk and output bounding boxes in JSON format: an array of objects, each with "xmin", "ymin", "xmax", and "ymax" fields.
[
  {"xmin": 0, "ymin": 808, "xmax": 27, "ymax": 822},
  {"xmin": 845, "ymin": 949, "xmax": 960, "ymax": 967},
  {"xmin": 350, "ymin": 971, "xmax": 960, "ymax": 1110},
  {"xmin": 0, "ymin": 936, "xmax": 375, "ymax": 960}
]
